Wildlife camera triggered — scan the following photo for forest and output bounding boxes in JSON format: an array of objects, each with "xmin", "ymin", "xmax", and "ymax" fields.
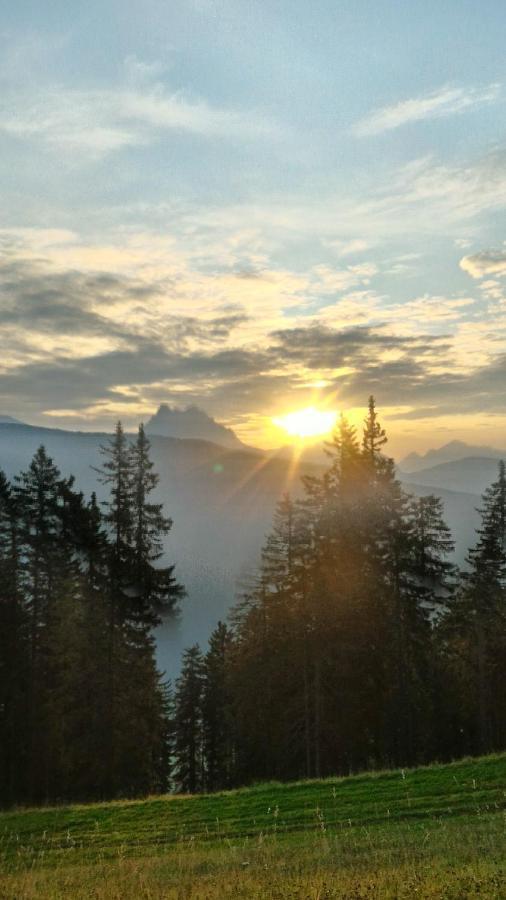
[{"xmin": 1, "ymin": 398, "xmax": 505, "ymax": 805}]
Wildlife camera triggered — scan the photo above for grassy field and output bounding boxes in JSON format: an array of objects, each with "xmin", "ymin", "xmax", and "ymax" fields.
[{"xmin": 1, "ymin": 755, "xmax": 506, "ymax": 898}]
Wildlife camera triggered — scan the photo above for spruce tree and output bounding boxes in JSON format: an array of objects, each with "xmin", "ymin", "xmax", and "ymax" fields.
[
  {"xmin": 202, "ymin": 622, "xmax": 234, "ymax": 791},
  {"xmin": 73, "ymin": 492, "xmax": 112, "ymax": 799},
  {"xmin": 94, "ymin": 424, "xmax": 134, "ymax": 794},
  {"xmin": 157, "ymin": 679, "xmax": 176, "ymax": 793},
  {"xmin": 14, "ymin": 447, "xmax": 84, "ymax": 801},
  {"xmin": 443, "ymin": 461, "xmax": 506, "ymax": 753},
  {"xmin": 129, "ymin": 424, "xmax": 184, "ymax": 628},
  {"xmin": 174, "ymin": 645, "xmax": 205, "ymax": 793},
  {"xmin": 96, "ymin": 422, "xmax": 184, "ymax": 798}
]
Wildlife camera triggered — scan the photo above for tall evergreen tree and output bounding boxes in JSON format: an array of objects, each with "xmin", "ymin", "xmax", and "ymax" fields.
[
  {"xmin": 129, "ymin": 423, "xmax": 184, "ymax": 628},
  {"xmin": 174, "ymin": 645, "xmax": 205, "ymax": 793},
  {"xmin": 94, "ymin": 423, "xmax": 134, "ymax": 794},
  {"xmin": 14, "ymin": 447, "xmax": 83, "ymax": 801},
  {"xmin": 202, "ymin": 622, "xmax": 234, "ymax": 791},
  {"xmin": 157, "ymin": 679, "xmax": 176, "ymax": 793},
  {"xmin": 95, "ymin": 422, "xmax": 184, "ymax": 798}
]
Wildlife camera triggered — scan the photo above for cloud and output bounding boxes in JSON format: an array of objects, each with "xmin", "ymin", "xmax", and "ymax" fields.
[
  {"xmin": 460, "ymin": 250, "xmax": 506, "ymax": 278},
  {"xmin": 326, "ymin": 239, "xmax": 372, "ymax": 258},
  {"xmin": 0, "ymin": 253, "xmax": 250, "ymax": 372},
  {"xmin": 172, "ymin": 148, "xmax": 506, "ymax": 251},
  {"xmin": 379, "ymin": 354, "xmax": 506, "ymax": 419},
  {"xmin": 0, "ymin": 80, "xmax": 280, "ymax": 159},
  {"xmin": 270, "ymin": 323, "xmax": 443, "ymax": 371},
  {"xmin": 353, "ymin": 83, "xmax": 501, "ymax": 137},
  {"xmin": 1, "ymin": 229, "xmax": 505, "ymax": 438}
]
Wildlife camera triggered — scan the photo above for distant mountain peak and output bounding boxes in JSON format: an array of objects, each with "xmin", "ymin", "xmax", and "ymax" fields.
[
  {"xmin": 145, "ymin": 404, "xmax": 246, "ymax": 450},
  {"xmin": 400, "ymin": 440, "xmax": 505, "ymax": 474}
]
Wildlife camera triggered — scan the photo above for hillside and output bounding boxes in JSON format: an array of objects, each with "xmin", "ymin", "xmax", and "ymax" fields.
[{"xmin": 1, "ymin": 753, "xmax": 505, "ymax": 898}]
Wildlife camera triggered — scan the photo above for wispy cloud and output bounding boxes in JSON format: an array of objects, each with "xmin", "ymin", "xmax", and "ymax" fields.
[
  {"xmin": 0, "ymin": 81, "xmax": 280, "ymax": 159},
  {"xmin": 353, "ymin": 83, "xmax": 501, "ymax": 137}
]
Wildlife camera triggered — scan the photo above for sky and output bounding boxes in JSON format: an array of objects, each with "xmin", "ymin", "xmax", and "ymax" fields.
[{"xmin": 1, "ymin": 0, "xmax": 506, "ymax": 455}]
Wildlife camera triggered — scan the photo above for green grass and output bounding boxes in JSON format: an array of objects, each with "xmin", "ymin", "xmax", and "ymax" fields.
[{"xmin": 1, "ymin": 754, "xmax": 506, "ymax": 897}]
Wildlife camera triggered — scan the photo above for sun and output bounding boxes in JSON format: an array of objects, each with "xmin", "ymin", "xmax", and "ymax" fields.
[{"xmin": 272, "ymin": 406, "xmax": 338, "ymax": 440}]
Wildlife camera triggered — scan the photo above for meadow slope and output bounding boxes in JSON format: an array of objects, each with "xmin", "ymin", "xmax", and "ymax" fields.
[{"xmin": 1, "ymin": 754, "xmax": 506, "ymax": 898}]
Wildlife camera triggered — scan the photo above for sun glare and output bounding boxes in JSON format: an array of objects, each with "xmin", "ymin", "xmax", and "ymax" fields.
[{"xmin": 272, "ymin": 406, "xmax": 338, "ymax": 440}]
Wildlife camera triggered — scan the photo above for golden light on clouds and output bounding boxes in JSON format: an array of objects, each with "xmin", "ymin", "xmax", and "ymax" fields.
[{"xmin": 272, "ymin": 406, "xmax": 339, "ymax": 440}]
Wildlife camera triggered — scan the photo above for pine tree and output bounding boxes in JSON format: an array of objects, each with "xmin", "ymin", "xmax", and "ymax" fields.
[
  {"xmin": 202, "ymin": 622, "xmax": 234, "ymax": 791},
  {"xmin": 396, "ymin": 495, "xmax": 455, "ymax": 763},
  {"xmin": 157, "ymin": 680, "xmax": 176, "ymax": 793},
  {"xmin": 94, "ymin": 422, "xmax": 135, "ymax": 794},
  {"xmin": 129, "ymin": 424, "xmax": 184, "ymax": 628},
  {"xmin": 73, "ymin": 492, "xmax": 112, "ymax": 799},
  {"xmin": 443, "ymin": 461, "xmax": 506, "ymax": 753},
  {"xmin": 409, "ymin": 495, "xmax": 455, "ymax": 581},
  {"xmin": 316, "ymin": 410, "xmax": 388, "ymax": 772},
  {"xmin": 174, "ymin": 645, "xmax": 205, "ymax": 793},
  {"xmin": 96, "ymin": 421, "xmax": 133, "ymax": 566},
  {"xmin": 14, "ymin": 447, "xmax": 84, "ymax": 801},
  {"xmin": 362, "ymin": 395, "xmax": 387, "ymax": 465},
  {"xmin": 95, "ymin": 422, "xmax": 184, "ymax": 798}
]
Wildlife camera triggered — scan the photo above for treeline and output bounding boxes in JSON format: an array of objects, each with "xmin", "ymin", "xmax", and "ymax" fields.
[
  {"xmin": 0, "ymin": 424, "xmax": 183, "ymax": 806},
  {"xmin": 173, "ymin": 398, "xmax": 506, "ymax": 791}
]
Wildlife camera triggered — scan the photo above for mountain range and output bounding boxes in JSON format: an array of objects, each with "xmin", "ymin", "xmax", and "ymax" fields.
[{"xmin": 400, "ymin": 440, "xmax": 505, "ymax": 473}]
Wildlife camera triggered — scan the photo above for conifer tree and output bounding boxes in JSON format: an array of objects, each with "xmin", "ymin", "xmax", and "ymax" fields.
[
  {"xmin": 97, "ymin": 421, "xmax": 133, "ymax": 565},
  {"xmin": 96, "ymin": 422, "xmax": 184, "ymax": 798},
  {"xmin": 409, "ymin": 495, "xmax": 455, "ymax": 587},
  {"xmin": 202, "ymin": 622, "xmax": 234, "ymax": 791},
  {"xmin": 443, "ymin": 461, "xmax": 506, "ymax": 753},
  {"xmin": 14, "ymin": 447, "xmax": 84, "ymax": 801},
  {"xmin": 94, "ymin": 424, "xmax": 134, "ymax": 794},
  {"xmin": 129, "ymin": 423, "xmax": 184, "ymax": 628},
  {"xmin": 73, "ymin": 492, "xmax": 112, "ymax": 799},
  {"xmin": 362, "ymin": 394, "xmax": 388, "ymax": 467},
  {"xmin": 174, "ymin": 645, "xmax": 205, "ymax": 793},
  {"xmin": 157, "ymin": 679, "xmax": 176, "ymax": 793}
]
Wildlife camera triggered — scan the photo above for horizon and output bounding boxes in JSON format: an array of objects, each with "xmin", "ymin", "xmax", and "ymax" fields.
[{"xmin": 2, "ymin": 402, "xmax": 506, "ymax": 465}]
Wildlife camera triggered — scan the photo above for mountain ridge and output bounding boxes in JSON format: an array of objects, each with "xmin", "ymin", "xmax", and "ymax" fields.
[
  {"xmin": 401, "ymin": 439, "xmax": 505, "ymax": 473},
  {"xmin": 400, "ymin": 455, "xmax": 505, "ymax": 497}
]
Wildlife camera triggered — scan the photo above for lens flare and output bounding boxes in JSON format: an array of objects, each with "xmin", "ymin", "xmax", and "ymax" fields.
[{"xmin": 272, "ymin": 406, "xmax": 338, "ymax": 439}]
